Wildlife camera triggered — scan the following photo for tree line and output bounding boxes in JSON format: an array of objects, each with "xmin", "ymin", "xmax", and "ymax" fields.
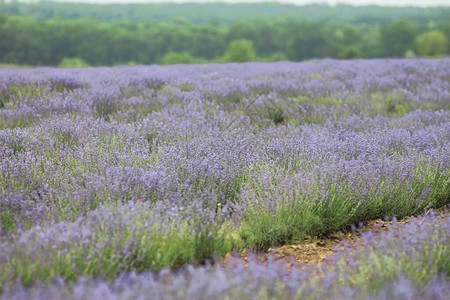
[
  {"xmin": 2, "ymin": 1, "xmax": 449, "ymax": 26},
  {"xmin": 0, "ymin": 10, "xmax": 448, "ymax": 66}
]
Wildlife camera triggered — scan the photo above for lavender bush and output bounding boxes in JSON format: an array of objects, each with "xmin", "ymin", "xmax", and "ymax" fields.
[
  {"xmin": 0, "ymin": 58, "xmax": 449, "ymax": 295},
  {"xmin": 1, "ymin": 210, "xmax": 448, "ymax": 300}
]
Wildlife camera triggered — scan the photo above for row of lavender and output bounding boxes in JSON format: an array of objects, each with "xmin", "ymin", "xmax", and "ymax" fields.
[
  {"xmin": 0, "ymin": 58, "xmax": 449, "ymax": 294},
  {"xmin": 2, "ymin": 210, "xmax": 448, "ymax": 299},
  {"xmin": 1, "ymin": 59, "xmax": 449, "ymax": 128}
]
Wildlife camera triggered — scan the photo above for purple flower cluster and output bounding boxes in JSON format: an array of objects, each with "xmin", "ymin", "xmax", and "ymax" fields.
[
  {"xmin": 0, "ymin": 58, "xmax": 449, "ymax": 295},
  {"xmin": 1, "ymin": 210, "xmax": 448, "ymax": 300}
]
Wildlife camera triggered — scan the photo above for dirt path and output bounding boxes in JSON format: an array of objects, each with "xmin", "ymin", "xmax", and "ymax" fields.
[{"xmin": 221, "ymin": 209, "xmax": 447, "ymax": 268}]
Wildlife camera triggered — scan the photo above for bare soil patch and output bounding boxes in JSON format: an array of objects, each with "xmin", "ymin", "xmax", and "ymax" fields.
[{"xmin": 220, "ymin": 209, "xmax": 447, "ymax": 268}]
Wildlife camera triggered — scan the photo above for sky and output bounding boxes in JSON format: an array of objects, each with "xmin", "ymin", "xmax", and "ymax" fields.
[{"xmin": 33, "ymin": 0, "xmax": 450, "ymax": 7}]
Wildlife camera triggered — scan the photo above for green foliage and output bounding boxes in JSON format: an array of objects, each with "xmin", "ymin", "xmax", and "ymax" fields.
[
  {"xmin": 2, "ymin": 1, "xmax": 449, "ymax": 31},
  {"xmin": 0, "ymin": 211, "xmax": 16, "ymax": 233},
  {"xmin": 50, "ymin": 80, "xmax": 81, "ymax": 93},
  {"xmin": 0, "ymin": 84, "xmax": 49, "ymax": 114},
  {"xmin": 340, "ymin": 47, "xmax": 362, "ymax": 59},
  {"xmin": 222, "ymin": 39, "xmax": 257, "ymax": 62},
  {"xmin": 0, "ymin": 212, "xmax": 238, "ymax": 286},
  {"xmin": 417, "ymin": 30, "xmax": 448, "ymax": 56},
  {"xmin": 266, "ymin": 105, "xmax": 285, "ymax": 125},
  {"xmin": 341, "ymin": 223, "xmax": 449, "ymax": 292},
  {"xmin": 161, "ymin": 51, "xmax": 194, "ymax": 65},
  {"xmin": 404, "ymin": 49, "xmax": 416, "ymax": 58},
  {"xmin": 94, "ymin": 101, "xmax": 118, "ymax": 122},
  {"xmin": 239, "ymin": 162, "xmax": 449, "ymax": 250},
  {"xmin": 0, "ymin": 90, "xmax": 10, "ymax": 109},
  {"xmin": 126, "ymin": 222, "xmax": 236, "ymax": 272},
  {"xmin": 288, "ymin": 22, "xmax": 339, "ymax": 60},
  {"xmin": 238, "ymin": 185, "xmax": 359, "ymax": 250},
  {"xmin": 0, "ymin": 9, "xmax": 448, "ymax": 66},
  {"xmin": 381, "ymin": 19, "xmax": 416, "ymax": 57},
  {"xmin": 58, "ymin": 57, "xmax": 89, "ymax": 68},
  {"xmin": 239, "ymin": 198, "xmax": 314, "ymax": 250},
  {"xmin": 370, "ymin": 92, "xmax": 414, "ymax": 116},
  {"xmin": 146, "ymin": 132, "xmax": 158, "ymax": 152},
  {"xmin": 265, "ymin": 51, "xmax": 287, "ymax": 62},
  {"xmin": 0, "ymin": 116, "xmax": 36, "ymax": 130}
]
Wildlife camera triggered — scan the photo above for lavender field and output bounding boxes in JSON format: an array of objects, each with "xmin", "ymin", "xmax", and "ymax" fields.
[{"xmin": 0, "ymin": 58, "xmax": 449, "ymax": 298}]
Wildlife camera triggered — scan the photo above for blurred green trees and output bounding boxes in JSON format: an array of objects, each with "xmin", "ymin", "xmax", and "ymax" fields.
[
  {"xmin": 161, "ymin": 52, "xmax": 195, "ymax": 64},
  {"xmin": 380, "ymin": 19, "xmax": 416, "ymax": 57},
  {"xmin": 58, "ymin": 57, "xmax": 90, "ymax": 67},
  {"xmin": 417, "ymin": 31, "xmax": 448, "ymax": 57},
  {"xmin": 222, "ymin": 39, "xmax": 257, "ymax": 62},
  {"xmin": 0, "ymin": 8, "xmax": 448, "ymax": 66}
]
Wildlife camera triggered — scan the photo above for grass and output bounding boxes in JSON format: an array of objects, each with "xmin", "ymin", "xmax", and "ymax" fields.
[
  {"xmin": 370, "ymin": 91, "xmax": 414, "ymax": 116},
  {"xmin": 0, "ymin": 205, "xmax": 238, "ymax": 289},
  {"xmin": 239, "ymin": 162, "xmax": 450, "ymax": 250},
  {"xmin": 0, "ymin": 211, "xmax": 16, "ymax": 234}
]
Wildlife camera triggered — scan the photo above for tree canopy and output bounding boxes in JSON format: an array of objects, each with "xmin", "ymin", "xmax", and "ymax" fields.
[{"xmin": 0, "ymin": 2, "xmax": 448, "ymax": 66}]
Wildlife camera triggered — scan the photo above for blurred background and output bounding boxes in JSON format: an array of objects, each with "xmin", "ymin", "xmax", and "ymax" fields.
[{"xmin": 0, "ymin": 0, "xmax": 449, "ymax": 67}]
